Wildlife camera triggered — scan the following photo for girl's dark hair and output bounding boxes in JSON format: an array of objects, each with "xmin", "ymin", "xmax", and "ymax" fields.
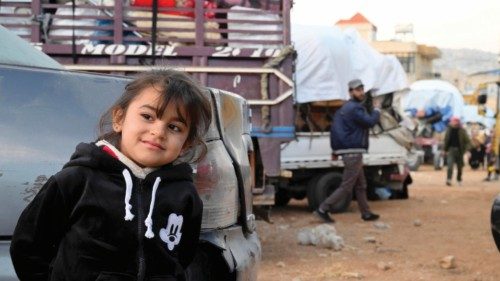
[{"xmin": 98, "ymin": 69, "xmax": 212, "ymax": 163}]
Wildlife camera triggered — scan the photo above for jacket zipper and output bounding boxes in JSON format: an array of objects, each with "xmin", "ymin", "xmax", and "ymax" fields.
[{"xmin": 137, "ymin": 179, "xmax": 146, "ymax": 281}]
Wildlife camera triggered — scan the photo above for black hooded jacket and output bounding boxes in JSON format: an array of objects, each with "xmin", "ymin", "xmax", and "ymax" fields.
[{"xmin": 10, "ymin": 142, "xmax": 203, "ymax": 281}]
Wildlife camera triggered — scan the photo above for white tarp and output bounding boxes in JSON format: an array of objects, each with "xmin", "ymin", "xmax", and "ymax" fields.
[
  {"xmin": 292, "ymin": 25, "xmax": 408, "ymax": 103},
  {"xmin": 375, "ymin": 55, "xmax": 408, "ymax": 96},
  {"xmin": 292, "ymin": 25, "xmax": 352, "ymax": 102}
]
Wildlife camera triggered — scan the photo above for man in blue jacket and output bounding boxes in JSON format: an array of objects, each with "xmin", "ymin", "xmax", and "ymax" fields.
[{"xmin": 314, "ymin": 79, "xmax": 381, "ymax": 223}]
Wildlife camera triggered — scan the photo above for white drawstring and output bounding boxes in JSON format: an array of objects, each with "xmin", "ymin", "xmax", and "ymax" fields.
[
  {"xmin": 123, "ymin": 169, "xmax": 135, "ymax": 221},
  {"xmin": 145, "ymin": 177, "xmax": 161, "ymax": 238},
  {"xmin": 122, "ymin": 169, "xmax": 161, "ymax": 239}
]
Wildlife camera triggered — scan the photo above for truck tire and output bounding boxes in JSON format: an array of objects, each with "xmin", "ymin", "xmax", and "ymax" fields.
[
  {"xmin": 274, "ymin": 188, "xmax": 291, "ymax": 207},
  {"xmin": 306, "ymin": 175, "xmax": 322, "ymax": 210},
  {"xmin": 309, "ymin": 172, "xmax": 350, "ymax": 213},
  {"xmin": 491, "ymin": 194, "xmax": 500, "ymax": 252}
]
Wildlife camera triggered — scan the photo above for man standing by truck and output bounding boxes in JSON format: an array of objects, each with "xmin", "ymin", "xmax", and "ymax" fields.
[{"xmin": 314, "ymin": 79, "xmax": 381, "ymax": 223}]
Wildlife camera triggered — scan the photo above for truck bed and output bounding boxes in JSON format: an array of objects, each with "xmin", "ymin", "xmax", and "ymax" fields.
[{"xmin": 281, "ymin": 132, "xmax": 408, "ymax": 170}]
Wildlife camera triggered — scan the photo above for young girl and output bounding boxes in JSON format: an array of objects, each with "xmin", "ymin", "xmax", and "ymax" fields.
[{"xmin": 10, "ymin": 69, "xmax": 212, "ymax": 281}]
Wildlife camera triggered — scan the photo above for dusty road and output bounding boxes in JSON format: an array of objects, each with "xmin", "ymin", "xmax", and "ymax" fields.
[{"xmin": 257, "ymin": 165, "xmax": 500, "ymax": 281}]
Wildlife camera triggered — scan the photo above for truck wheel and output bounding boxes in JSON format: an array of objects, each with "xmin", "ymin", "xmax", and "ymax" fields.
[
  {"xmin": 306, "ymin": 174, "xmax": 322, "ymax": 210},
  {"xmin": 312, "ymin": 172, "xmax": 350, "ymax": 213},
  {"xmin": 274, "ymin": 188, "xmax": 291, "ymax": 207},
  {"xmin": 491, "ymin": 194, "xmax": 500, "ymax": 252}
]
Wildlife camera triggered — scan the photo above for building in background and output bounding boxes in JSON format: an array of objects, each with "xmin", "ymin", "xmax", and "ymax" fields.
[
  {"xmin": 336, "ymin": 12, "xmax": 377, "ymax": 42},
  {"xmin": 335, "ymin": 13, "xmax": 441, "ymax": 83}
]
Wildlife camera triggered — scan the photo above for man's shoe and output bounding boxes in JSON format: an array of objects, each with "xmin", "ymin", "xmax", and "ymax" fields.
[
  {"xmin": 361, "ymin": 212, "xmax": 380, "ymax": 221},
  {"xmin": 457, "ymin": 181, "xmax": 462, "ymax": 186},
  {"xmin": 446, "ymin": 180, "xmax": 452, "ymax": 186},
  {"xmin": 313, "ymin": 209, "xmax": 335, "ymax": 223}
]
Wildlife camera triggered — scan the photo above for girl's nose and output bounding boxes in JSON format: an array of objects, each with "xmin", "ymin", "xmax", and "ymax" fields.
[{"xmin": 150, "ymin": 122, "xmax": 166, "ymax": 137}]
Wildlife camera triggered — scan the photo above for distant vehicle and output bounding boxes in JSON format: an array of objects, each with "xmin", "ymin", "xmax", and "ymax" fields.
[
  {"xmin": 0, "ymin": 25, "xmax": 259, "ymax": 281},
  {"xmin": 491, "ymin": 194, "xmax": 500, "ymax": 252}
]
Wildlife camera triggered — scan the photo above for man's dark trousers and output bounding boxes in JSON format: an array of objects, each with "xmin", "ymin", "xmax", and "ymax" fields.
[
  {"xmin": 319, "ymin": 153, "xmax": 371, "ymax": 214},
  {"xmin": 447, "ymin": 147, "xmax": 464, "ymax": 181}
]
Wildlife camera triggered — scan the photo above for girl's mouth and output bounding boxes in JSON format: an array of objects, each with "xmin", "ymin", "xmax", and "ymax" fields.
[{"xmin": 142, "ymin": 140, "xmax": 165, "ymax": 150}]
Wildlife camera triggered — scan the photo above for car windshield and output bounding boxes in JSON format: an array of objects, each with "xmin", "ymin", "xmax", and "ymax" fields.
[{"xmin": 0, "ymin": 25, "xmax": 63, "ymax": 69}]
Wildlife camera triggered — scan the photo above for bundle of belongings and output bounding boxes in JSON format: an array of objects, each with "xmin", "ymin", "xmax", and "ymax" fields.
[
  {"xmin": 129, "ymin": 0, "xmax": 221, "ymax": 42},
  {"xmin": 47, "ymin": 0, "xmax": 221, "ymax": 44},
  {"xmin": 401, "ymin": 79, "xmax": 465, "ymax": 137}
]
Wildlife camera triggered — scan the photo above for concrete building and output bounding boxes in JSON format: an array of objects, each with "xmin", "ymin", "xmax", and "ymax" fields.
[
  {"xmin": 371, "ymin": 41, "xmax": 441, "ymax": 82},
  {"xmin": 335, "ymin": 13, "xmax": 441, "ymax": 83}
]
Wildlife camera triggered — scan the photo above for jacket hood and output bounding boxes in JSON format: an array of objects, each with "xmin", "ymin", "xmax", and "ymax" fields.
[{"xmin": 63, "ymin": 142, "xmax": 193, "ymax": 182}]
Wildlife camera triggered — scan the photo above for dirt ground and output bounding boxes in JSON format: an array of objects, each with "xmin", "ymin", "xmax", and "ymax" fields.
[{"xmin": 256, "ymin": 165, "xmax": 500, "ymax": 281}]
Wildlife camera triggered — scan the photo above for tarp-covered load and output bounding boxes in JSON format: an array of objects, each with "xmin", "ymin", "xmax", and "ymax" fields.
[
  {"xmin": 402, "ymin": 80, "xmax": 465, "ymax": 133},
  {"xmin": 292, "ymin": 25, "xmax": 408, "ymax": 103}
]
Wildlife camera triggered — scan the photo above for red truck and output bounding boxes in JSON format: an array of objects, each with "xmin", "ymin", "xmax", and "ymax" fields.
[{"xmin": 0, "ymin": 0, "xmax": 295, "ymax": 213}]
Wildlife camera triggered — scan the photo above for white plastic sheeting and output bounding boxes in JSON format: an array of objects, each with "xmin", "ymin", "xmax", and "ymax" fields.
[
  {"xmin": 292, "ymin": 25, "xmax": 408, "ymax": 103},
  {"xmin": 292, "ymin": 25, "xmax": 352, "ymax": 102},
  {"xmin": 344, "ymin": 29, "xmax": 408, "ymax": 96}
]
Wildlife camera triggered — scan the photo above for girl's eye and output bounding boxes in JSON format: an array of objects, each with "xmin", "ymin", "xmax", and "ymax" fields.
[
  {"xmin": 141, "ymin": 113, "xmax": 153, "ymax": 121},
  {"xmin": 168, "ymin": 124, "xmax": 181, "ymax": 132}
]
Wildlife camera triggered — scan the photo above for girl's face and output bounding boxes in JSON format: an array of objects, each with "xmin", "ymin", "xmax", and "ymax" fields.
[{"xmin": 113, "ymin": 86, "xmax": 190, "ymax": 167}]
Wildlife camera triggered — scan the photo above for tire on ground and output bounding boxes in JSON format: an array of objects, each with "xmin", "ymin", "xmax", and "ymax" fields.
[
  {"xmin": 309, "ymin": 172, "xmax": 350, "ymax": 213},
  {"xmin": 306, "ymin": 174, "xmax": 322, "ymax": 211},
  {"xmin": 490, "ymin": 195, "xmax": 500, "ymax": 252}
]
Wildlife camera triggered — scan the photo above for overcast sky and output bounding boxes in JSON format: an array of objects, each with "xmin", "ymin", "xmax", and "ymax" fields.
[{"xmin": 291, "ymin": 0, "xmax": 500, "ymax": 54}]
